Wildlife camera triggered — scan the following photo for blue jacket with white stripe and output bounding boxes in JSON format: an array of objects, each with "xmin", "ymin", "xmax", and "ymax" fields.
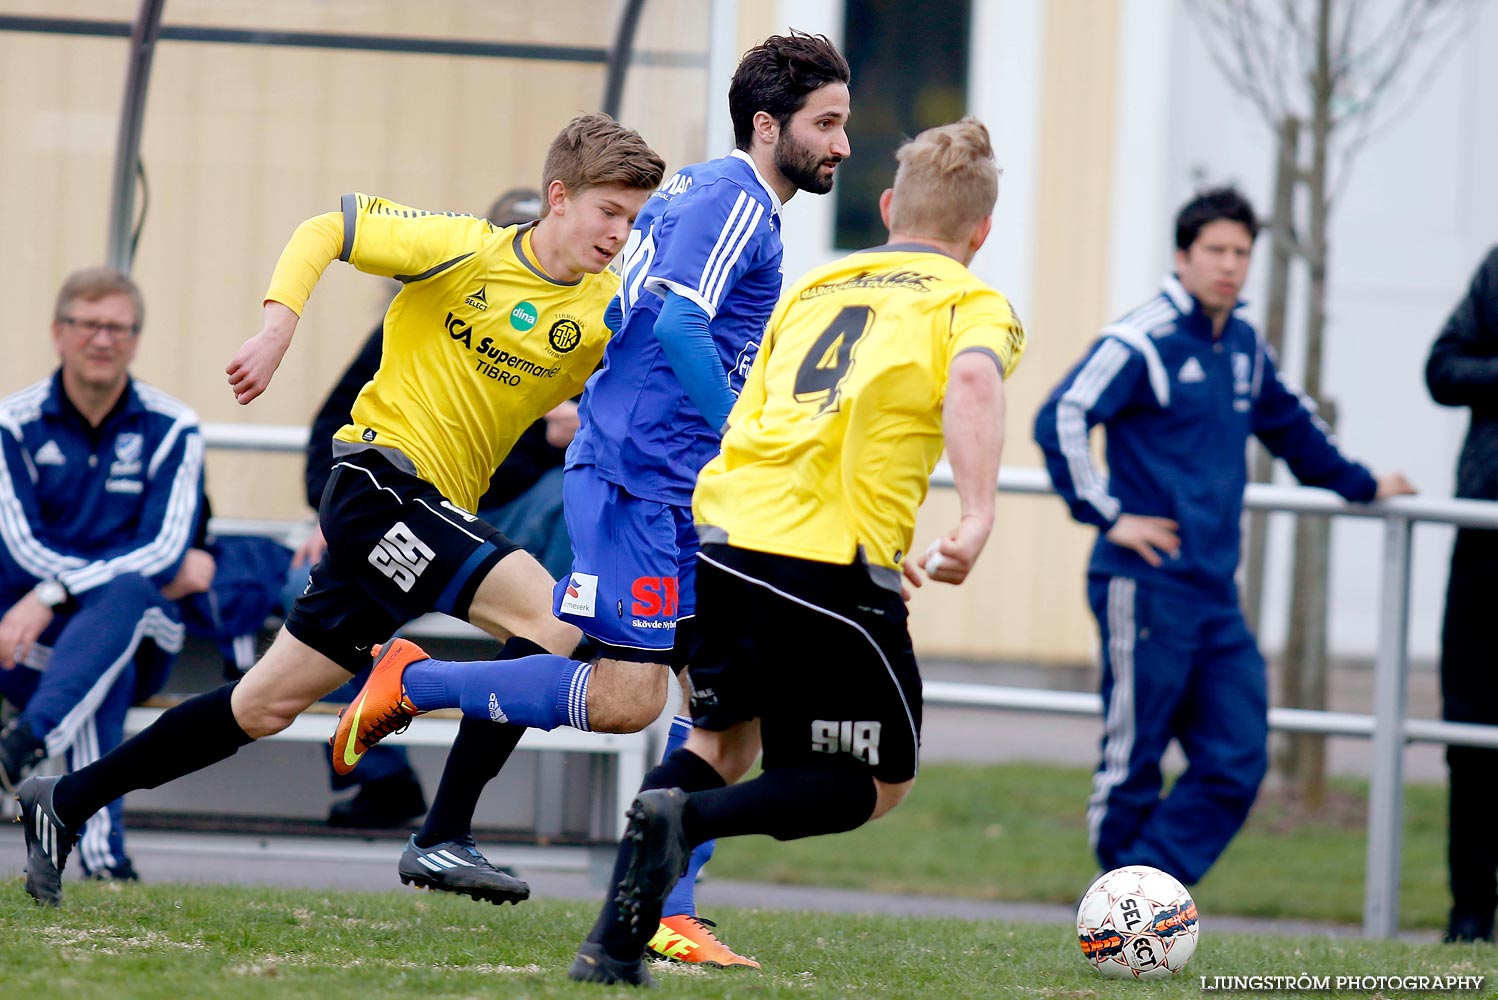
[
  {"xmin": 0, "ymin": 371, "xmax": 204, "ymax": 597},
  {"xmin": 1034, "ymin": 274, "xmax": 1377, "ymax": 596},
  {"xmin": 569, "ymin": 149, "xmax": 784, "ymax": 506}
]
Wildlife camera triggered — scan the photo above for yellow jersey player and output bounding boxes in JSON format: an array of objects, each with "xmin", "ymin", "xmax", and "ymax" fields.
[
  {"xmin": 569, "ymin": 117, "xmax": 1024, "ymax": 986},
  {"xmin": 16, "ymin": 113, "xmax": 664, "ymax": 909}
]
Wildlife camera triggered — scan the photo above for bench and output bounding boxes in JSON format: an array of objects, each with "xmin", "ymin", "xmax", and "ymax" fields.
[{"xmin": 119, "ymin": 513, "xmax": 655, "ymax": 842}]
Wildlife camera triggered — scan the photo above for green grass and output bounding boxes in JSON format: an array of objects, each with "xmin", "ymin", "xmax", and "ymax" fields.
[
  {"xmin": 0, "ymin": 885, "xmax": 1490, "ymax": 999},
  {"xmin": 707, "ymin": 762, "xmax": 1454, "ymax": 929}
]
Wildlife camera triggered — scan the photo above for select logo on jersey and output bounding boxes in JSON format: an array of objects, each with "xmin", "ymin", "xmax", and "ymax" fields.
[
  {"xmin": 811, "ymin": 719, "xmax": 882, "ymax": 765},
  {"xmin": 1178, "ymin": 357, "xmax": 1206, "ymax": 384},
  {"xmin": 560, "ymin": 572, "xmax": 598, "ymax": 618},
  {"xmin": 465, "ymin": 285, "xmax": 490, "ymax": 311},
  {"xmin": 630, "ymin": 576, "xmax": 678, "ymax": 619},
  {"xmin": 546, "ymin": 316, "xmax": 582, "ymax": 356},
  {"xmin": 510, "ymin": 301, "xmax": 537, "ymax": 331},
  {"xmin": 368, "ymin": 522, "xmax": 435, "ymax": 593}
]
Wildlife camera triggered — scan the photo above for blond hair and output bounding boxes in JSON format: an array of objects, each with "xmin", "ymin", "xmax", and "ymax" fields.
[
  {"xmin": 539, "ymin": 113, "xmax": 665, "ymax": 216},
  {"xmin": 54, "ymin": 266, "xmax": 144, "ymax": 329},
  {"xmin": 887, "ymin": 118, "xmax": 1000, "ymax": 243}
]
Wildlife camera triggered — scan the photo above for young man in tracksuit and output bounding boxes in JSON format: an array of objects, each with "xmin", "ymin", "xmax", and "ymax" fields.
[
  {"xmin": 0, "ymin": 266, "xmax": 208, "ymax": 881},
  {"xmin": 1034, "ymin": 187, "xmax": 1414, "ymax": 885}
]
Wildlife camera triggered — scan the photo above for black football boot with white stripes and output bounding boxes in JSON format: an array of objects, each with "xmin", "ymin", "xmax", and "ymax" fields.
[
  {"xmin": 17, "ymin": 775, "xmax": 76, "ymax": 907},
  {"xmin": 397, "ymin": 834, "xmax": 530, "ymax": 905}
]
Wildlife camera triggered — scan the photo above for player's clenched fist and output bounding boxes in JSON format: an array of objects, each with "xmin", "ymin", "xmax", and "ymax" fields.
[{"xmin": 227, "ymin": 301, "xmax": 298, "ymax": 404}]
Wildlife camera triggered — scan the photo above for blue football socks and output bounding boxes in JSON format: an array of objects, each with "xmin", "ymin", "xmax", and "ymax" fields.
[
  {"xmin": 402, "ymin": 654, "xmax": 592, "ymax": 732},
  {"xmin": 660, "ymin": 714, "xmax": 717, "ymax": 917}
]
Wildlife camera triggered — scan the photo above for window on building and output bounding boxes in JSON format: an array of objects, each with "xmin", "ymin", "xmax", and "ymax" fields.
[{"xmin": 836, "ymin": 0, "xmax": 972, "ymax": 249}]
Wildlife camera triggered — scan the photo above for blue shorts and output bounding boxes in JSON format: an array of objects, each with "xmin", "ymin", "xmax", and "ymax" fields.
[{"xmin": 553, "ymin": 465, "xmax": 697, "ymax": 663}]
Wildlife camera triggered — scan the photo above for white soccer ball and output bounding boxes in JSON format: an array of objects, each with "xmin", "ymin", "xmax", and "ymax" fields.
[{"xmin": 1076, "ymin": 865, "xmax": 1199, "ymax": 979}]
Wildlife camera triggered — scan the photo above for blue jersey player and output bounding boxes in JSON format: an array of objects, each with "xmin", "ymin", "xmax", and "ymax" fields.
[
  {"xmin": 558, "ymin": 33, "xmax": 849, "ymax": 966},
  {"xmin": 337, "ymin": 31, "xmax": 851, "ymax": 969}
]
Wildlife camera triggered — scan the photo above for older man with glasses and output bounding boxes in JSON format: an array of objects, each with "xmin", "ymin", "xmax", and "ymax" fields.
[{"xmin": 0, "ymin": 265, "xmax": 210, "ymax": 885}]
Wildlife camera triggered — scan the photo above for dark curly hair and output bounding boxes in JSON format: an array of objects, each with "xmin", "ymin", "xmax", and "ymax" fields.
[{"xmin": 729, "ymin": 30, "xmax": 850, "ymax": 151}]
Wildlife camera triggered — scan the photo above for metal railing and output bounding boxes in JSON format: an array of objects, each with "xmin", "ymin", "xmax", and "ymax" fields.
[{"xmin": 201, "ymin": 423, "xmax": 1498, "ymax": 938}]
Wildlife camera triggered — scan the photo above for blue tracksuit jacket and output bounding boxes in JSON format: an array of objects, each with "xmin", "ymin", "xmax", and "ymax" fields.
[
  {"xmin": 0, "ymin": 371, "xmax": 204, "ymax": 597},
  {"xmin": 1034, "ymin": 273, "xmax": 1377, "ymax": 597},
  {"xmin": 0, "ymin": 370, "xmax": 202, "ymax": 874}
]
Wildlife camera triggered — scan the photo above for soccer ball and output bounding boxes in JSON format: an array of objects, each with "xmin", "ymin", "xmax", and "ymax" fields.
[{"xmin": 1076, "ymin": 865, "xmax": 1199, "ymax": 979}]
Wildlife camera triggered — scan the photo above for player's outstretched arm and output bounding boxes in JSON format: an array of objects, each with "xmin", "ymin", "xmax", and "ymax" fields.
[
  {"xmin": 228, "ymin": 211, "xmax": 344, "ymax": 404},
  {"xmin": 227, "ymin": 301, "xmax": 299, "ymax": 405},
  {"xmin": 924, "ymin": 351, "xmax": 1006, "ymax": 584}
]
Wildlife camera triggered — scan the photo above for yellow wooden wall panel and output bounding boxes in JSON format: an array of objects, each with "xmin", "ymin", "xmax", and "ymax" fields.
[
  {"xmin": 904, "ymin": 1, "xmax": 1122, "ymax": 666},
  {"xmin": 0, "ymin": 4, "xmax": 1128, "ymax": 667},
  {"xmin": 0, "ymin": 5, "xmax": 708, "ymax": 525}
]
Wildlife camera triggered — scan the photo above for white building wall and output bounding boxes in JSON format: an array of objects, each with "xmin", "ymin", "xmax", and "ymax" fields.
[
  {"xmin": 1163, "ymin": 0, "xmax": 1498, "ymax": 662},
  {"xmin": 752, "ymin": 0, "xmax": 1494, "ymax": 665}
]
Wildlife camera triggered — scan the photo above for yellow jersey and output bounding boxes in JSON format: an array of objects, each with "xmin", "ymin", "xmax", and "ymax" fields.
[
  {"xmin": 693, "ymin": 244, "xmax": 1025, "ymax": 578},
  {"xmin": 266, "ymin": 193, "xmax": 616, "ymax": 511}
]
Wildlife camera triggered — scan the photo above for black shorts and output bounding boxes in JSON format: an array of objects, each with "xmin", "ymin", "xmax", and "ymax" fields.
[
  {"xmin": 688, "ymin": 543, "xmax": 923, "ymax": 783},
  {"xmin": 284, "ymin": 449, "xmax": 520, "ymax": 671}
]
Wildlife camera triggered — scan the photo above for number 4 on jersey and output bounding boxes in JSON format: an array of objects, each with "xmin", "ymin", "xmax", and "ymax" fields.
[{"xmin": 793, "ymin": 306, "xmax": 873, "ymax": 415}]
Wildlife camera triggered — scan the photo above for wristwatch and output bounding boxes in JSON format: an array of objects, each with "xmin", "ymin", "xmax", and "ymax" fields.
[{"xmin": 32, "ymin": 580, "xmax": 69, "ymax": 609}]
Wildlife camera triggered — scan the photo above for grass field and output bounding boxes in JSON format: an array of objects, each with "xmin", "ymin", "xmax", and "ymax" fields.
[
  {"xmin": 4, "ymin": 760, "xmax": 1488, "ymax": 997},
  {"xmin": 706, "ymin": 762, "xmax": 1452, "ymax": 929},
  {"xmin": 0, "ymin": 885, "xmax": 1491, "ymax": 999}
]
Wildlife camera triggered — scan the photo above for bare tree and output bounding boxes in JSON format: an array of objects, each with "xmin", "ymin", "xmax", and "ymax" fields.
[{"xmin": 1184, "ymin": 0, "xmax": 1474, "ymax": 807}]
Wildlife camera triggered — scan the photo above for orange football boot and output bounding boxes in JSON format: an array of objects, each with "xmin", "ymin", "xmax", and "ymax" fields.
[
  {"xmin": 330, "ymin": 639, "xmax": 429, "ymax": 776},
  {"xmin": 648, "ymin": 915, "xmax": 760, "ymax": 969}
]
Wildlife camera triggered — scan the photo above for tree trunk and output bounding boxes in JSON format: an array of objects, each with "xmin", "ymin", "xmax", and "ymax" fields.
[
  {"xmin": 1243, "ymin": 116, "xmax": 1300, "ymax": 634},
  {"xmin": 1281, "ymin": 0, "xmax": 1335, "ymax": 810}
]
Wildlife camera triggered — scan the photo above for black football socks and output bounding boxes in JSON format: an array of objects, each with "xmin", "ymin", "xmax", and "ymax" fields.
[{"xmin": 52, "ymin": 682, "xmax": 253, "ymax": 830}]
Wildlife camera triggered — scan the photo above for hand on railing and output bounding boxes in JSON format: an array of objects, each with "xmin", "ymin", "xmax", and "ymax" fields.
[{"xmin": 1374, "ymin": 472, "xmax": 1417, "ymax": 500}]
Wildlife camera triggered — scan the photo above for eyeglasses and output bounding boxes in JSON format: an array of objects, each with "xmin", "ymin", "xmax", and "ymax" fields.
[{"xmin": 59, "ymin": 316, "xmax": 138, "ymax": 340}]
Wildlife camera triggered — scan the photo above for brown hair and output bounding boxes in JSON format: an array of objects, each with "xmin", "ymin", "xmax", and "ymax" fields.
[
  {"xmin": 54, "ymin": 266, "xmax": 144, "ymax": 330},
  {"xmin": 539, "ymin": 113, "xmax": 665, "ymax": 216},
  {"xmin": 888, "ymin": 118, "xmax": 1001, "ymax": 243}
]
